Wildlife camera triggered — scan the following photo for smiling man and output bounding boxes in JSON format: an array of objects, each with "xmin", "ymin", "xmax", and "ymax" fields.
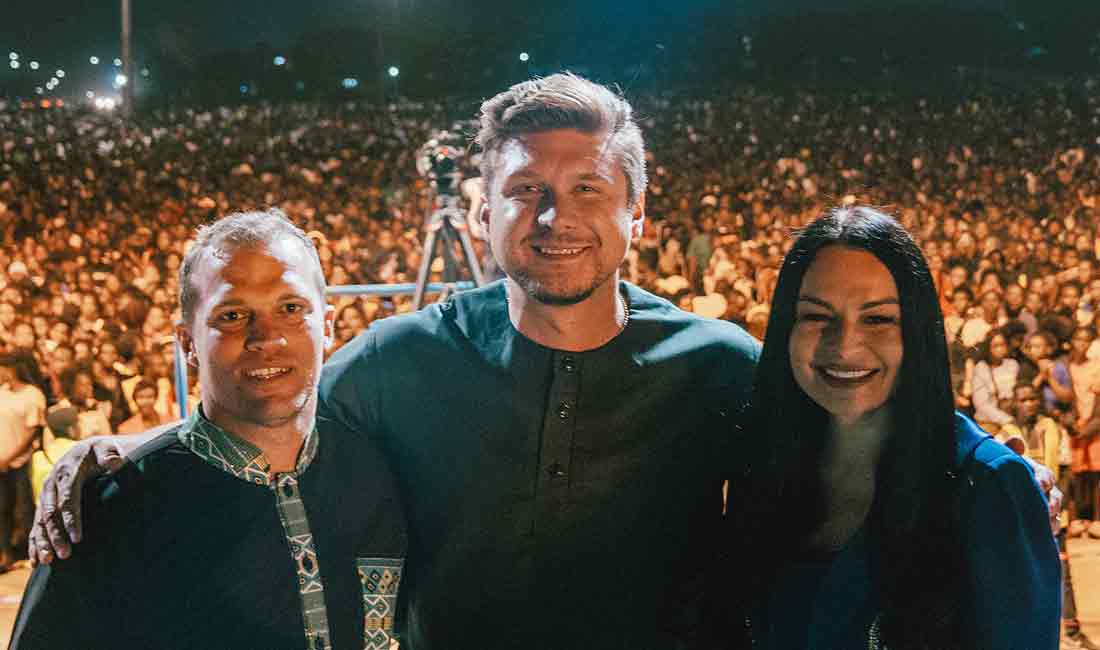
[
  {"xmin": 314, "ymin": 73, "xmax": 761, "ymax": 648},
  {"xmin": 11, "ymin": 210, "xmax": 406, "ymax": 650}
]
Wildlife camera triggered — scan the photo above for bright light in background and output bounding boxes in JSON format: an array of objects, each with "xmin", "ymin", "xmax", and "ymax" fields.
[
  {"xmin": 519, "ymin": 52, "xmax": 530, "ymax": 62},
  {"xmin": 341, "ymin": 77, "xmax": 359, "ymax": 89},
  {"xmin": 388, "ymin": 66, "xmax": 399, "ymax": 77},
  {"xmin": 8, "ymin": 52, "xmax": 17, "ymax": 61},
  {"xmin": 94, "ymin": 97, "xmax": 116, "ymax": 111},
  {"xmin": 86, "ymin": 90, "xmax": 95, "ymax": 99},
  {"xmin": 56, "ymin": 69, "xmax": 64, "ymax": 78},
  {"xmin": 29, "ymin": 61, "xmax": 39, "ymax": 70},
  {"xmin": 273, "ymin": 55, "xmax": 286, "ymax": 66},
  {"xmin": 89, "ymin": 56, "xmax": 99, "ymax": 65},
  {"xmin": 113, "ymin": 58, "xmax": 122, "ymax": 67},
  {"xmin": 115, "ymin": 73, "xmax": 127, "ymax": 86},
  {"xmin": 49, "ymin": 76, "xmax": 58, "ymax": 85},
  {"xmin": 35, "ymin": 87, "xmax": 42, "ymax": 95},
  {"xmin": 239, "ymin": 84, "xmax": 249, "ymax": 94},
  {"xmin": 9, "ymin": 60, "xmax": 18, "ymax": 70},
  {"xmin": 141, "ymin": 68, "xmax": 149, "ymax": 77}
]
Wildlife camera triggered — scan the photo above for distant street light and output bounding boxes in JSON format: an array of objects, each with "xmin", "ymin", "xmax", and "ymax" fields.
[
  {"xmin": 113, "ymin": 58, "xmax": 122, "ymax": 67},
  {"xmin": 56, "ymin": 69, "xmax": 65, "ymax": 78},
  {"xmin": 115, "ymin": 73, "xmax": 128, "ymax": 86},
  {"xmin": 273, "ymin": 55, "xmax": 286, "ymax": 66},
  {"xmin": 90, "ymin": 56, "xmax": 99, "ymax": 65},
  {"xmin": 9, "ymin": 60, "xmax": 18, "ymax": 70},
  {"xmin": 388, "ymin": 66, "xmax": 400, "ymax": 78},
  {"xmin": 519, "ymin": 52, "xmax": 530, "ymax": 62},
  {"xmin": 29, "ymin": 61, "xmax": 39, "ymax": 70}
]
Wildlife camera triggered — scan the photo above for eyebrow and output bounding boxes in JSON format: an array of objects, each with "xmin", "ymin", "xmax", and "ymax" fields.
[{"xmin": 797, "ymin": 295, "xmax": 901, "ymax": 310}]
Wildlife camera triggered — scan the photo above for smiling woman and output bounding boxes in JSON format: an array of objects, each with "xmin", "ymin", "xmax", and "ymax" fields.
[{"xmin": 726, "ymin": 206, "xmax": 1060, "ymax": 649}]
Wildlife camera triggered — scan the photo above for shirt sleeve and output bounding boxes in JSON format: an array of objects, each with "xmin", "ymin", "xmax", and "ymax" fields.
[
  {"xmin": 962, "ymin": 456, "xmax": 1060, "ymax": 649},
  {"xmin": 318, "ymin": 326, "xmax": 381, "ymax": 435},
  {"xmin": 9, "ymin": 487, "xmax": 122, "ymax": 648}
]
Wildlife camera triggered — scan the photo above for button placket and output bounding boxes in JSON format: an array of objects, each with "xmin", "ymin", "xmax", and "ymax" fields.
[{"xmin": 537, "ymin": 352, "xmax": 582, "ymax": 491}]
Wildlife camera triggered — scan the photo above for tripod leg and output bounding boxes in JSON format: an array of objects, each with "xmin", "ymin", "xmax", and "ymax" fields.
[
  {"xmin": 456, "ymin": 228, "xmax": 486, "ymax": 286},
  {"xmin": 413, "ymin": 229, "xmax": 439, "ymax": 310}
]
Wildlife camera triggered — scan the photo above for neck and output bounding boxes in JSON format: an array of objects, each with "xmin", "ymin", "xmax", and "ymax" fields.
[
  {"xmin": 827, "ymin": 406, "xmax": 891, "ymax": 467},
  {"xmin": 203, "ymin": 398, "xmax": 315, "ymax": 474},
  {"xmin": 506, "ymin": 276, "xmax": 628, "ymax": 352}
]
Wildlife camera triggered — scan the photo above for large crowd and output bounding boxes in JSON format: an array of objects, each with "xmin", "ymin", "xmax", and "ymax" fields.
[{"xmin": 0, "ymin": 77, "xmax": 1099, "ymax": 559}]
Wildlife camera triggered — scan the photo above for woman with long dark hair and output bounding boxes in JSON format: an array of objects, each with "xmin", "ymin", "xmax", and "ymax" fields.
[{"xmin": 728, "ymin": 207, "xmax": 1059, "ymax": 649}]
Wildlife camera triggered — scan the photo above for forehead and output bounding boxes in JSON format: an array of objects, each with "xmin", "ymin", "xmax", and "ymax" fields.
[
  {"xmin": 192, "ymin": 238, "xmax": 323, "ymax": 306},
  {"xmin": 495, "ymin": 129, "xmax": 620, "ymax": 181},
  {"xmin": 800, "ymin": 246, "xmax": 898, "ymax": 299}
]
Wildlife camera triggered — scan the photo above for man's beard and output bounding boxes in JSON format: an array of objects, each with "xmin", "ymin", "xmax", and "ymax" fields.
[{"xmin": 514, "ymin": 273, "xmax": 598, "ymax": 306}]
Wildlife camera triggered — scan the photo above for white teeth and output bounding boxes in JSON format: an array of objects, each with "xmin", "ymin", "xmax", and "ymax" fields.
[
  {"xmin": 536, "ymin": 247, "xmax": 584, "ymax": 255},
  {"xmin": 822, "ymin": 368, "xmax": 875, "ymax": 379},
  {"xmin": 247, "ymin": 367, "xmax": 289, "ymax": 379}
]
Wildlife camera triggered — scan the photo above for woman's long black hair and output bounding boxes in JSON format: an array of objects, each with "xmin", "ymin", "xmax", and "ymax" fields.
[{"xmin": 728, "ymin": 206, "xmax": 962, "ymax": 648}]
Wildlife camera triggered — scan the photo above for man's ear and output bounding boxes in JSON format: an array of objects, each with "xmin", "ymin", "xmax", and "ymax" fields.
[
  {"xmin": 480, "ymin": 201, "xmax": 491, "ymax": 230},
  {"xmin": 629, "ymin": 193, "xmax": 646, "ymax": 242},
  {"xmin": 322, "ymin": 304, "xmax": 336, "ymax": 349},
  {"xmin": 175, "ymin": 325, "xmax": 197, "ymax": 368}
]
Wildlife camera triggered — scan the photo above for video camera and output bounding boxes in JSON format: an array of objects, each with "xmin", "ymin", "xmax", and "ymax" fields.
[{"xmin": 416, "ymin": 125, "xmax": 471, "ymax": 196}]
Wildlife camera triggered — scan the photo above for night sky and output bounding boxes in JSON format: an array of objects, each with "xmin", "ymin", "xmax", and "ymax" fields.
[{"xmin": 0, "ymin": 0, "xmax": 1093, "ymax": 100}]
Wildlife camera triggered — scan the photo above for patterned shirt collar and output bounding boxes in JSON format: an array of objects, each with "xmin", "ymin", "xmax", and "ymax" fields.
[{"xmin": 177, "ymin": 405, "xmax": 320, "ymax": 486}]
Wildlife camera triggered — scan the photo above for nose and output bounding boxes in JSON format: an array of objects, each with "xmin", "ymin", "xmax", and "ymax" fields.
[
  {"xmin": 244, "ymin": 313, "xmax": 288, "ymax": 353},
  {"xmin": 534, "ymin": 191, "xmax": 575, "ymax": 231},
  {"xmin": 821, "ymin": 317, "xmax": 863, "ymax": 357}
]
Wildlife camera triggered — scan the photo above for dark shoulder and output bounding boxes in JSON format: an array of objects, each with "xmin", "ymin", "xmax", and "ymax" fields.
[
  {"xmin": 625, "ymin": 283, "xmax": 762, "ymax": 364},
  {"xmin": 90, "ymin": 426, "xmax": 201, "ymax": 506}
]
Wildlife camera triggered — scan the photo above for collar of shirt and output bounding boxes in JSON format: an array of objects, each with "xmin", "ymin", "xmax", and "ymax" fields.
[
  {"xmin": 176, "ymin": 405, "xmax": 319, "ymax": 486},
  {"xmin": 447, "ymin": 279, "xmax": 660, "ymax": 372}
]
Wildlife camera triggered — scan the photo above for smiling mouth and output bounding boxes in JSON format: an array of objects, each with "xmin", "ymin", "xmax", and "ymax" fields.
[
  {"xmin": 531, "ymin": 244, "xmax": 589, "ymax": 257},
  {"xmin": 816, "ymin": 366, "xmax": 879, "ymax": 386},
  {"xmin": 246, "ymin": 367, "xmax": 291, "ymax": 380}
]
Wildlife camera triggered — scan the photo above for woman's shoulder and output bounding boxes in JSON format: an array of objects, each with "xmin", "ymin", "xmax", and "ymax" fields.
[{"xmin": 954, "ymin": 412, "xmax": 1038, "ymax": 486}]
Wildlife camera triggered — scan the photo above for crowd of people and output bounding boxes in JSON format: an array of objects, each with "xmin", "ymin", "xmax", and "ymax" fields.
[{"xmin": 0, "ymin": 77, "xmax": 1098, "ymax": 562}]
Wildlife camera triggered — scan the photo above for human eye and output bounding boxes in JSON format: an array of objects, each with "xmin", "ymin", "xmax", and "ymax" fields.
[
  {"xmin": 282, "ymin": 301, "xmax": 310, "ymax": 319},
  {"xmin": 214, "ymin": 309, "xmax": 248, "ymax": 326},
  {"xmin": 864, "ymin": 313, "xmax": 899, "ymax": 326},
  {"xmin": 508, "ymin": 183, "xmax": 542, "ymax": 198},
  {"xmin": 796, "ymin": 311, "xmax": 830, "ymax": 323}
]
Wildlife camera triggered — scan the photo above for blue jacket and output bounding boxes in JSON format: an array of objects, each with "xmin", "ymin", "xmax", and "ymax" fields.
[{"xmin": 955, "ymin": 412, "xmax": 1061, "ymax": 649}]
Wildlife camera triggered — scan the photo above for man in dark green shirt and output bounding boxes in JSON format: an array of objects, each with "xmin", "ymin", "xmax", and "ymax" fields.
[
  {"xmin": 12, "ymin": 210, "xmax": 406, "ymax": 649},
  {"xmin": 315, "ymin": 74, "xmax": 760, "ymax": 648}
]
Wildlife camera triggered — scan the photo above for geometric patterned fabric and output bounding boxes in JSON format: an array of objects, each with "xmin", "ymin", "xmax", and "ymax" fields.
[
  {"xmin": 177, "ymin": 407, "xmax": 331, "ymax": 649},
  {"xmin": 357, "ymin": 557, "xmax": 403, "ymax": 649}
]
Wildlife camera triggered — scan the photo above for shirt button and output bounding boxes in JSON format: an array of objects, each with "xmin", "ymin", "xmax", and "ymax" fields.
[
  {"xmin": 560, "ymin": 356, "xmax": 576, "ymax": 373},
  {"xmin": 547, "ymin": 462, "xmax": 566, "ymax": 478},
  {"xmin": 557, "ymin": 401, "xmax": 572, "ymax": 419}
]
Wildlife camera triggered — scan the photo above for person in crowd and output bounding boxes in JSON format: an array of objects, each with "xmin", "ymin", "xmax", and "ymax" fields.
[
  {"xmin": 116, "ymin": 380, "xmax": 174, "ymax": 435},
  {"xmin": 727, "ymin": 206, "xmax": 1058, "ymax": 649},
  {"xmin": 971, "ymin": 329, "xmax": 1021, "ymax": 433},
  {"xmin": 30, "ymin": 407, "xmax": 80, "ymax": 503},
  {"xmin": 1068, "ymin": 325, "xmax": 1100, "ymax": 527},
  {"xmin": 0, "ymin": 352, "xmax": 47, "ymax": 570},
  {"xmin": 10, "ymin": 210, "xmax": 407, "ymax": 649}
]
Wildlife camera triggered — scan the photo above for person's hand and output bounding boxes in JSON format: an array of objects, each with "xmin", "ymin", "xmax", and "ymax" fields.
[
  {"xmin": 1024, "ymin": 458, "xmax": 1063, "ymax": 537},
  {"xmin": 28, "ymin": 437, "xmax": 128, "ymax": 566}
]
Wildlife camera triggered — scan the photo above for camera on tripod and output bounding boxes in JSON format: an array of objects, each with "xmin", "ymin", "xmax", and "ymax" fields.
[
  {"xmin": 411, "ymin": 125, "xmax": 486, "ymax": 308},
  {"xmin": 416, "ymin": 127, "xmax": 469, "ymax": 196}
]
